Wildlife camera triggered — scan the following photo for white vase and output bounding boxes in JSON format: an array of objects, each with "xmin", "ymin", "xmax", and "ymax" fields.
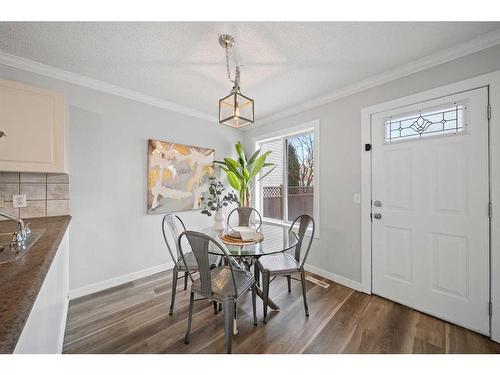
[{"xmin": 213, "ymin": 209, "xmax": 226, "ymax": 232}]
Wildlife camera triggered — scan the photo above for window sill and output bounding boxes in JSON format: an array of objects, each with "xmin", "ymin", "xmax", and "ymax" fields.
[{"xmin": 262, "ymin": 218, "xmax": 320, "ymax": 239}]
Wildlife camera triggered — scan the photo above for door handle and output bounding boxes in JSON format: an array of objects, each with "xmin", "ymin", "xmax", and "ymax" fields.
[{"xmin": 373, "ymin": 213, "xmax": 382, "ymax": 220}]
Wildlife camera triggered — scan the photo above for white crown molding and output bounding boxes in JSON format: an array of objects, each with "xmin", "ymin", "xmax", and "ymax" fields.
[
  {"xmin": 244, "ymin": 28, "xmax": 500, "ymax": 131},
  {"xmin": 0, "ymin": 50, "xmax": 218, "ymax": 123}
]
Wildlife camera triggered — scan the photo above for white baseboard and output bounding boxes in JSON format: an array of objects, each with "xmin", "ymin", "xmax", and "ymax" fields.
[
  {"xmin": 69, "ymin": 262, "xmax": 366, "ymax": 300},
  {"xmin": 69, "ymin": 262, "xmax": 174, "ymax": 300},
  {"xmin": 304, "ymin": 264, "xmax": 368, "ymax": 293}
]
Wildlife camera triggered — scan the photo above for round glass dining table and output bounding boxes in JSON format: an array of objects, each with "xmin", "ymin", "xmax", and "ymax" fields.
[
  {"xmin": 200, "ymin": 223, "xmax": 299, "ymax": 257},
  {"xmin": 199, "ymin": 223, "xmax": 299, "ymax": 313}
]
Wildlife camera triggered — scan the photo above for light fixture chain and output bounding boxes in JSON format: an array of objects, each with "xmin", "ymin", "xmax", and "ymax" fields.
[
  {"xmin": 225, "ymin": 46, "xmax": 234, "ymax": 83},
  {"xmin": 224, "ymin": 43, "xmax": 241, "ymax": 91}
]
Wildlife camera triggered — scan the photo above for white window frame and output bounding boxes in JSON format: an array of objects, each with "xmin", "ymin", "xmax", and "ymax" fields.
[{"xmin": 252, "ymin": 120, "xmax": 320, "ymax": 238}]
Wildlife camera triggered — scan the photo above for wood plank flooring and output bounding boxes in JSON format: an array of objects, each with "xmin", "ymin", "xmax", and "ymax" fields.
[{"xmin": 63, "ymin": 270, "xmax": 500, "ymax": 354}]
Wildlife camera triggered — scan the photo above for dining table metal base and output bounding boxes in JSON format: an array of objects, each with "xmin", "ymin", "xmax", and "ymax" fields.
[
  {"xmin": 238, "ymin": 256, "xmax": 280, "ymax": 311},
  {"xmin": 232, "ymin": 258, "xmax": 279, "ymax": 336},
  {"xmin": 255, "ymin": 286, "xmax": 279, "ymax": 310}
]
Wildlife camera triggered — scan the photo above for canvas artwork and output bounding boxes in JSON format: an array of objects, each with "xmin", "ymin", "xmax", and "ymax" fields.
[{"xmin": 147, "ymin": 139, "xmax": 215, "ymax": 214}]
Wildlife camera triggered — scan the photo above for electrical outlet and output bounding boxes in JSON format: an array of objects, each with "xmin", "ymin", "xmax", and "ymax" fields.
[
  {"xmin": 12, "ymin": 194, "xmax": 27, "ymax": 208},
  {"xmin": 0, "ymin": 196, "xmax": 3, "ymax": 208}
]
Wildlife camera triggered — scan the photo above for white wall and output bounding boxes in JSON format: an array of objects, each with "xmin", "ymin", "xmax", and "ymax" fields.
[
  {"xmin": 243, "ymin": 44, "xmax": 500, "ymax": 286},
  {"xmin": 0, "ymin": 64, "xmax": 240, "ymax": 295}
]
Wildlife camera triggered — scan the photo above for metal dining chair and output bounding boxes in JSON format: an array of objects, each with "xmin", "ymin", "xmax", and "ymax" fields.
[
  {"xmin": 179, "ymin": 230, "xmax": 257, "ymax": 354},
  {"xmin": 161, "ymin": 214, "xmax": 219, "ymax": 315},
  {"xmin": 226, "ymin": 206, "xmax": 263, "ymax": 231},
  {"xmin": 255, "ymin": 214, "xmax": 315, "ymax": 323}
]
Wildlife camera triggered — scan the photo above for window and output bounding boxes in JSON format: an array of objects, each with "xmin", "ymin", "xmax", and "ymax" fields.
[
  {"xmin": 254, "ymin": 121, "xmax": 319, "ymax": 234},
  {"xmin": 385, "ymin": 103, "xmax": 466, "ymax": 143}
]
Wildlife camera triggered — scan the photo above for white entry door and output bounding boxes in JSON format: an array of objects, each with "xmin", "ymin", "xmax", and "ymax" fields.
[{"xmin": 371, "ymin": 87, "xmax": 490, "ymax": 335}]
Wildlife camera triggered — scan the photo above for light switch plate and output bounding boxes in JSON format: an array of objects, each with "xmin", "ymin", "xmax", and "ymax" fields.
[
  {"xmin": 353, "ymin": 193, "xmax": 361, "ymax": 204},
  {"xmin": 12, "ymin": 194, "xmax": 27, "ymax": 208}
]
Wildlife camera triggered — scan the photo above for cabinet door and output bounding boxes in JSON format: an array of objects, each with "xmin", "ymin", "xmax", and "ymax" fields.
[{"xmin": 0, "ymin": 79, "xmax": 67, "ymax": 173}]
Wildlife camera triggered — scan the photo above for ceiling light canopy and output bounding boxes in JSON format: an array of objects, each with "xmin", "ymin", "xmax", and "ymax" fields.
[{"xmin": 218, "ymin": 34, "xmax": 254, "ymax": 129}]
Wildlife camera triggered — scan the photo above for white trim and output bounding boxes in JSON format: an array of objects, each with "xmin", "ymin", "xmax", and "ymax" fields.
[
  {"xmin": 252, "ymin": 120, "xmax": 320, "ymax": 143},
  {"xmin": 57, "ymin": 296, "xmax": 69, "ymax": 353},
  {"xmin": 0, "ymin": 50, "xmax": 218, "ymax": 123},
  {"xmin": 252, "ymin": 120, "xmax": 320, "ymax": 238},
  {"xmin": 304, "ymin": 264, "xmax": 365, "ymax": 292},
  {"xmin": 262, "ymin": 218, "xmax": 318, "ymax": 239},
  {"xmin": 69, "ymin": 262, "xmax": 174, "ymax": 300},
  {"xmin": 361, "ymin": 70, "xmax": 500, "ymax": 343},
  {"xmin": 244, "ymin": 29, "xmax": 500, "ymax": 130},
  {"xmin": 282, "ymin": 136, "xmax": 289, "ymax": 220}
]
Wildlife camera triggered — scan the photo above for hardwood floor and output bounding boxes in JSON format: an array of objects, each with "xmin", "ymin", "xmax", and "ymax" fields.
[{"xmin": 63, "ymin": 270, "xmax": 500, "ymax": 354}]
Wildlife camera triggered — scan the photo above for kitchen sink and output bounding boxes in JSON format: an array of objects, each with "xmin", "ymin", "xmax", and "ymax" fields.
[{"xmin": 0, "ymin": 229, "xmax": 45, "ymax": 264}]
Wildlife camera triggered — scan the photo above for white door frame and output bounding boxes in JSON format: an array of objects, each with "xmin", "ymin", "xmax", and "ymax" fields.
[{"xmin": 361, "ymin": 70, "xmax": 500, "ymax": 342}]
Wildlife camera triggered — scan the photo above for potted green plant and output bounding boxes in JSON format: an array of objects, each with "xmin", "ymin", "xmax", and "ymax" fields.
[
  {"xmin": 215, "ymin": 141, "xmax": 275, "ymax": 207},
  {"xmin": 200, "ymin": 176, "xmax": 239, "ymax": 231}
]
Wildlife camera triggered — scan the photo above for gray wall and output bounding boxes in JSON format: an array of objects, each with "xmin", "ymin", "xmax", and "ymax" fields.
[
  {"xmin": 3, "ymin": 43, "xmax": 500, "ymax": 291},
  {"xmin": 243, "ymin": 44, "xmax": 500, "ymax": 283},
  {"xmin": 0, "ymin": 64, "xmax": 240, "ymax": 291}
]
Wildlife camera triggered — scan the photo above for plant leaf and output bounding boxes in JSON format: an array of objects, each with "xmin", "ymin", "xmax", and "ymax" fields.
[
  {"xmin": 258, "ymin": 164, "xmax": 277, "ymax": 181},
  {"xmin": 224, "ymin": 158, "xmax": 243, "ymax": 179},
  {"xmin": 235, "ymin": 141, "xmax": 246, "ymax": 166},
  {"xmin": 250, "ymin": 151, "xmax": 271, "ymax": 179},
  {"xmin": 247, "ymin": 149, "xmax": 260, "ymax": 166},
  {"xmin": 243, "ymin": 167, "xmax": 250, "ymax": 182},
  {"xmin": 226, "ymin": 171, "xmax": 242, "ymax": 191}
]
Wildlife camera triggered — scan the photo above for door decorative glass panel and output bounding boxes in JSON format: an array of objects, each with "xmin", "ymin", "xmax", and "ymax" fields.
[{"xmin": 385, "ymin": 104, "xmax": 465, "ymax": 143}]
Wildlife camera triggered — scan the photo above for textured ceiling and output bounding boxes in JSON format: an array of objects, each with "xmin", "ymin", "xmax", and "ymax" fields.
[{"xmin": 1, "ymin": 22, "xmax": 500, "ymax": 122}]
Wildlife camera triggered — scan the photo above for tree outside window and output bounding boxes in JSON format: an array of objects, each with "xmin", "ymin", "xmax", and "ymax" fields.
[
  {"xmin": 259, "ymin": 131, "xmax": 315, "ymax": 222},
  {"xmin": 287, "ymin": 132, "xmax": 314, "ymax": 219},
  {"xmin": 288, "ymin": 133, "xmax": 314, "ymax": 189}
]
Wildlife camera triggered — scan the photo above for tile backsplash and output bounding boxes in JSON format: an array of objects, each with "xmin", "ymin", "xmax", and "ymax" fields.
[{"xmin": 0, "ymin": 172, "xmax": 70, "ymax": 220}]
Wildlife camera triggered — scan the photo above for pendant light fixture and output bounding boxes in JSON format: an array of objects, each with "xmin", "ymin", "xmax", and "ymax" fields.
[{"xmin": 218, "ymin": 34, "xmax": 254, "ymax": 128}]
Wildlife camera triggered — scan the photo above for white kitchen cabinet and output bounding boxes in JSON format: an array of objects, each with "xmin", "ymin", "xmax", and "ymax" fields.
[
  {"xmin": 0, "ymin": 78, "xmax": 68, "ymax": 173},
  {"xmin": 14, "ymin": 229, "xmax": 69, "ymax": 354}
]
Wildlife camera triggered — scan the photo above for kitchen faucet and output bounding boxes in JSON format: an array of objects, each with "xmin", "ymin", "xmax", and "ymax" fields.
[{"xmin": 0, "ymin": 210, "xmax": 31, "ymax": 244}]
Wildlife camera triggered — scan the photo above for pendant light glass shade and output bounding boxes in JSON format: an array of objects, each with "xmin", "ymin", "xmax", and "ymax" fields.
[{"xmin": 219, "ymin": 91, "xmax": 254, "ymax": 128}]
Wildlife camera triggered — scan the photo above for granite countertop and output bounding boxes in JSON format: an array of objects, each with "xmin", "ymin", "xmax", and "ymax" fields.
[{"xmin": 0, "ymin": 215, "xmax": 71, "ymax": 353}]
